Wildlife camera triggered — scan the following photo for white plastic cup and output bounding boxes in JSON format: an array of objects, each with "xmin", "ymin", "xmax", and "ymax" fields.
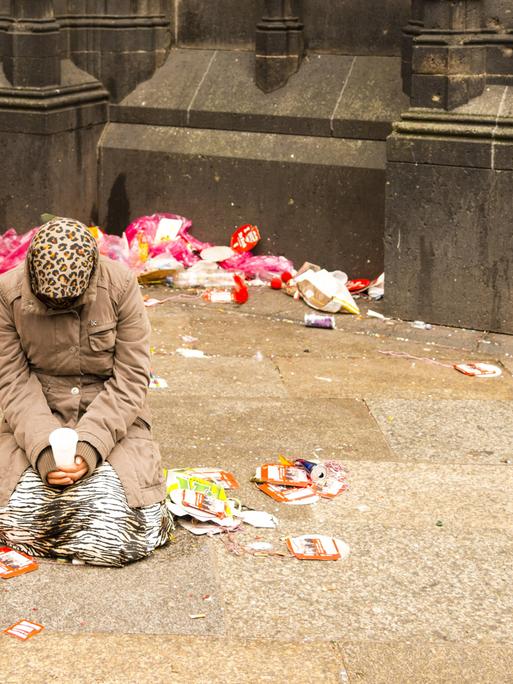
[{"xmin": 49, "ymin": 428, "xmax": 79, "ymax": 467}]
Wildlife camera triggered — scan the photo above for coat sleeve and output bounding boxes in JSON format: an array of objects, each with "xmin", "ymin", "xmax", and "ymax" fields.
[
  {"xmin": 76, "ymin": 271, "xmax": 151, "ymax": 460},
  {"xmin": 0, "ymin": 291, "xmax": 62, "ymax": 466}
]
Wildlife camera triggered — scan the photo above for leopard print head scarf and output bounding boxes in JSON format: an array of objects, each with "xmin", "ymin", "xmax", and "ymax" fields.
[{"xmin": 28, "ymin": 217, "xmax": 98, "ymax": 309}]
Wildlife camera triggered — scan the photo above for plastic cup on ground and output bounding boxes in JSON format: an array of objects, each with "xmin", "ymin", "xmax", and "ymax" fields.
[{"xmin": 49, "ymin": 428, "xmax": 79, "ymax": 467}]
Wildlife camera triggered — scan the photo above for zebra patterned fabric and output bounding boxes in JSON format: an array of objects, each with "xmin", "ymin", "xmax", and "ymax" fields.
[{"xmin": 0, "ymin": 463, "xmax": 174, "ymax": 567}]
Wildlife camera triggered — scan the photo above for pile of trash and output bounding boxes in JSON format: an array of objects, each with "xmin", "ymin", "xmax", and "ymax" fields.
[
  {"xmin": 253, "ymin": 456, "xmax": 349, "ymax": 505},
  {"xmin": 0, "ymin": 212, "xmax": 383, "ymax": 318},
  {"xmin": 164, "ymin": 464, "xmax": 350, "ymax": 562},
  {"xmin": 164, "ymin": 467, "xmax": 278, "ymax": 535}
]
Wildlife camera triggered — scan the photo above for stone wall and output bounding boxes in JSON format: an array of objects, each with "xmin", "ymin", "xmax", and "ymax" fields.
[{"xmin": 169, "ymin": 0, "xmax": 410, "ymax": 55}]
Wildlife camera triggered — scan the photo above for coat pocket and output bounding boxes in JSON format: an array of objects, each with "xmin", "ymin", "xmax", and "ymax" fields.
[{"xmin": 88, "ymin": 321, "xmax": 117, "ymax": 352}]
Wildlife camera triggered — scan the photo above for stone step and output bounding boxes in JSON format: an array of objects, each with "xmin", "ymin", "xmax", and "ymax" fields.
[{"xmin": 111, "ymin": 49, "xmax": 407, "ymax": 142}]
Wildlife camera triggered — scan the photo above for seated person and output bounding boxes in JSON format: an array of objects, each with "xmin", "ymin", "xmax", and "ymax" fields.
[{"xmin": 0, "ymin": 217, "xmax": 173, "ymax": 566}]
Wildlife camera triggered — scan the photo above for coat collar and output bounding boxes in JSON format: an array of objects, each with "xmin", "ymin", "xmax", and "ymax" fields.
[{"xmin": 21, "ymin": 257, "xmax": 100, "ymax": 315}]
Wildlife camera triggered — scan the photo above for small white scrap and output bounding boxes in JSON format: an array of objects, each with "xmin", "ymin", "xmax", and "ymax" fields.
[
  {"xmin": 176, "ymin": 348, "xmax": 207, "ymax": 359},
  {"xmin": 236, "ymin": 510, "xmax": 278, "ymax": 528},
  {"xmin": 246, "ymin": 541, "xmax": 274, "ymax": 551},
  {"xmin": 200, "ymin": 245, "xmax": 235, "ymax": 263},
  {"xmin": 367, "ymin": 309, "xmax": 387, "ymax": 320}
]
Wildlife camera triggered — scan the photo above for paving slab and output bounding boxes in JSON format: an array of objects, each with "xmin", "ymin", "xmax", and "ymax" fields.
[
  {"xmin": 283, "ymin": 460, "xmax": 513, "ymax": 534},
  {"xmin": 0, "ymin": 536, "xmax": 222, "ymax": 636},
  {"xmin": 213, "ymin": 522, "xmax": 513, "ymax": 642},
  {"xmin": 275, "ymin": 355, "xmax": 513, "ymax": 400},
  {"xmin": 148, "ymin": 355, "xmax": 287, "ymax": 398},
  {"xmin": 337, "ymin": 640, "xmax": 513, "ymax": 684},
  {"xmin": 368, "ymin": 399, "xmax": 513, "ymax": 464},
  {"xmin": 149, "ymin": 397, "xmax": 393, "ymax": 465},
  {"xmin": 1, "ymin": 633, "xmax": 344, "ymax": 684}
]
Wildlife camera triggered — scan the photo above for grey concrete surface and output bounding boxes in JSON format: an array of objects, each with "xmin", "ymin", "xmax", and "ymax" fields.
[{"xmin": 2, "ymin": 289, "xmax": 513, "ymax": 683}]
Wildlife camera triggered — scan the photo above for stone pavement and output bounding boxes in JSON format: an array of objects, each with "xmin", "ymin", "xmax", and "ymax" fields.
[{"xmin": 2, "ymin": 288, "xmax": 513, "ymax": 683}]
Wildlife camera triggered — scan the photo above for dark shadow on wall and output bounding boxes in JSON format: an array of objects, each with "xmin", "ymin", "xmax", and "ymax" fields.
[{"xmin": 106, "ymin": 173, "xmax": 130, "ymax": 235}]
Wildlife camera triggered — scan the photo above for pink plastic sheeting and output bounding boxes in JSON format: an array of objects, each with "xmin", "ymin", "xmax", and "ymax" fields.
[
  {"xmin": 0, "ymin": 213, "xmax": 294, "ymax": 278},
  {"xmin": 124, "ymin": 213, "xmax": 294, "ymax": 277},
  {"xmin": 0, "ymin": 228, "xmax": 38, "ymax": 274}
]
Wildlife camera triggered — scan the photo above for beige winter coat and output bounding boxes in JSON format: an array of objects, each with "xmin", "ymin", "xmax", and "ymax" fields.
[{"xmin": 0, "ymin": 255, "xmax": 165, "ymax": 508}]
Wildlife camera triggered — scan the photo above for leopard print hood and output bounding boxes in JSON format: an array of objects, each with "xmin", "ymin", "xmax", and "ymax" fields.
[{"xmin": 27, "ymin": 217, "xmax": 98, "ymax": 307}]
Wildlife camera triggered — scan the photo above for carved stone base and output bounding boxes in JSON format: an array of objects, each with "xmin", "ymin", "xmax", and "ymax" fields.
[{"xmin": 385, "ymin": 86, "xmax": 513, "ymax": 333}]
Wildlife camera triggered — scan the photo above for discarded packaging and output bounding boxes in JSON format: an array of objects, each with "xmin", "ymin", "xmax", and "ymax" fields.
[
  {"xmin": 286, "ymin": 535, "xmax": 351, "ymax": 561},
  {"xmin": 3, "ymin": 620, "xmax": 44, "ymax": 641},
  {"xmin": 237, "ymin": 510, "xmax": 278, "ymax": 528},
  {"xmin": 0, "ymin": 547, "xmax": 38, "ymax": 579},
  {"xmin": 367, "ymin": 309, "xmax": 387, "ymax": 321},
  {"xmin": 347, "ymin": 278, "xmax": 371, "ymax": 293},
  {"xmin": 200, "ymin": 245, "xmax": 236, "ymax": 263},
  {"xmin": 255, "ymin": 464, "xmax": 311, "ymax": 488},
  {"xmin": 149, "ymin": 373, "xmax": 169, "ymax": 389},
  {"xmin": 304, "ymin": 313, "xmax": 336, "ymax": 329},
  {"xmin": 454, "ymin": 362, "xmax": 502, "ymax": 378},
  {"xmin": 294, "ymin": 265, "xmax": 360, "ymax": 315},
  {"xmin": 294, "ymin": 459, "xmax": 328, "ymax": 485},
  {"xmin": 172, "ymin": 468, "xmax": 239, "ymax": 489},
  {"xmin": 368, "ymin": 273, "xmax": 385, "ymax": 299},
  {"xmin": 412, "ymin": 320, "xmax": 432, "ymax": 330},
  {"xmin": 256, "ymin": 482, "xmax": 320, "ymax": 505},
  {"xmin": 230, "ymin": 224, "xmax": 261, "ymax": 254},
  {"xmin": 165, "ymin": 469, "xmax": 238, "ymax": 530}
]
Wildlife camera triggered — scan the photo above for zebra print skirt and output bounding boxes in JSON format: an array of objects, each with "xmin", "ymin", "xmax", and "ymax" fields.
[{"xmin": 0, "ymin": 463, "xmax": 174, "ymax": 567}]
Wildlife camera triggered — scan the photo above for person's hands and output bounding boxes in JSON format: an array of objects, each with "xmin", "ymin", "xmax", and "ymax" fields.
[{"xmin": 47, "ymin": 456, "xmax": 89, "ymax": 487}]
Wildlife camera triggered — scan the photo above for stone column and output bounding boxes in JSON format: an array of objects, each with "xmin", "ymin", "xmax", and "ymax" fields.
[
  {"xmin": 385, "ymin": 0, "xmax": 513, "ymax": 333},
  {"xmin": 255, "ymin": 0, "xmax": 304, "ymax": 93},
  {"xmin": 0, "ymin": 0, "xmax": 109, "ymax": 230},
  {"xmin": 55, "ymin": 0, "xmax": 170, "ymax": 102},
  {"xmin": 3, "ymin": 0, "xmax": 61, "ymax": 87}
]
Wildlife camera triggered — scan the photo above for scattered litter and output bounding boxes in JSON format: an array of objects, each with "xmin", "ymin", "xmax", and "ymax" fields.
[
  {"xmin": 304, "ymin": 313, "xmax": 336, "ymax": 329},
  {"xmin": 246, "ymin": 541, "xmax": 274, "ymax": 551},
  {"xmin": 149, "ymin": 373, "xmax": 169, "ymax": 389},
  {"xmin": 367, "ymin": 309, "xmax": 387, "ymax": 321},
  {"xmin": 315, "ymin": 376, "xmax": 333, "ymax": 383},
  {"xmin": 200, "ymin": 245, "xmax": 236, "ymax": 263},
  {"xmin": 436, "ymin": 520, "xmax": 444, "ymax": 527},
  {"xmin": 378, "ymin": 350, "xmax": 453, "ymax": 369},
  {"xmin": 178, "ymin": 519, "xmax": 224, "ymax": 536},
  {"xmin": 254, "ymin": 464, "xmax": 312, "ymax": 488},
  {"xmin": 176, "ymin": 348, "xmax": 207, "ymax": 359},
  {"xmin": 230, "ymin": 224, "xmax": 261, "ymax": 253},
  {"xmin": 286, "ymin": 535, "xmax": 350, "ymax": 561},
  {"xmin": 189, "ymin": 614, "xmax": 206, "ymax": 620},
  {"xmin": 3, "ymin": 619, "xmax": 44, "ymax": 641},
  {"xmin": 253, "ymin": 351, "xmax": 264, "ymax": 362},
  {"xmin": 356, "ymin": 504, "xmax": 370, "ymax": 513},
  {"xmin": 165, "ymin": 469, "xmax": 240, "ymax": 533},
  {"xmin": 293, "ymin": 263, "xmax": 360, "ymax": 315},
  {"xmin": 256, "ymin": 482, "xmax": 320, "ymax": 504},
  {"xmin": 454, "ymin": 362, "xmax": 502, "ymax": 378},
  {"xmin": 143, "ymin": 296, "xmax": 172, "ymax": 307},
  {"xmin": 347, "ymin": 278, "xmax": 370, "ymax": 294},
  {"xmin": 253, "ymin": 458, "xmax": 348, "ymax": 505},
  {"xmin": 368, "ymin": 273, "xmax": 385, "ymax": 299},
  {"xmin": 237, "ymin": 510, "xmax": 278, "ymax": 528},
  {"xmin": 412, "ymin": 320, "xmax": 432, "ymax": 330},
  {"xmin": 181, "ymin": 335, "xmax": 198, "ymax": 344},
  {"xmin": 0, "ymin": 548, "xmax": 38, "ymax": 579}
]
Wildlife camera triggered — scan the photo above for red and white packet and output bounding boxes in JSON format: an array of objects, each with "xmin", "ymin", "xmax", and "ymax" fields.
[
  {"xmin": 3, "ymin": 619, "xmax": 44, "ymax": 641},
  {"xmin": 0, "ymin": 547, "xmax": 38, "ymax": 580},
  {"xmin": 286, "ymin": 535, "xmax": 350, "ymax": 561}
]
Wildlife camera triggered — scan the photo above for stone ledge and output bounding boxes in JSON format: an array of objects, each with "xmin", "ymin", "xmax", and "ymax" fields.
[{"xmin": 109, "ymin": 49, "xmax": 407, "ymax": 142}]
